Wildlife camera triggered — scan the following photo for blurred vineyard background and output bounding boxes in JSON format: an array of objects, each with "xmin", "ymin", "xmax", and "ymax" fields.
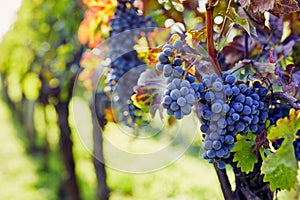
[{"xmin": 0, "ymin": 0, "xmax": 299, "ymax": 200}]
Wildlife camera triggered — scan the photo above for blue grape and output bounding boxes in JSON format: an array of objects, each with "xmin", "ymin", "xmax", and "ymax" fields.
[
  {"xmin": 213, "ymin": 140, "xmax": 222, "ymax": 150},
  {"xmin": 225, "ymin": 74, "xmax": 236, "ymax": 85},
  {"xmin": 217, "ymin": 160, "xmax": 226, "ymax": 169},
  {"xmin": 235, "ymin": 94, "xmax": 245, "ymax": 103},
  {"xmin": 173, "ymin": 58, "xmax": 182, "ymax": 66},
  {"xmin": 236, "ymin": 121, "xmax": 245, "ymax": 132},
  {"xmin": 167, "ymin": 82, "xmax": 176, "ymax": 90},
  {"xmin": 225, "ymin": 135, "xmax": 234, "ymax": 144},
  {"xmin": 253, "ymin": 81, "xmax": 261, "ymax": 88},
  {"xmin": 203, "ymin": 109, "xmax": 212, "ymax": 120},
  {"xmin": 156, "ymin": 62, "xmax": 164, "ymax": 71},
  {"xmin": 163, "ymin": 64, "xmax": 173, "ymax": 76},
  {"xmin": 174, "ymin": 110, "xmax": 184, "ymax": 119},
  {"xmin": 204, "ymin": 91, "xmax": 215, "ymax": 102},
  {"xmin": 203, "ymin": 78, "xmax": 212, "ymax": 88},
  {"xmin": 181, "ymin": 80, "xmax": 191, "ymax": 88},
  {"xmin": 239, "ymin": 84, "xmax": 247, "ymax": 93},
  {"xmin": 173, "ymin": 40, "xmax": 183, "ymax": 49},
  {"xmin": 162, "ymin": 96, "xmax": 172, "ymax": 105},
  {"xmin": 181, "ymin": 104, "xmax": 192, "ymax": 115},
  {"xmin": 166, "ymin": 107, "xmax": 174, "ymax": 115},
  {"xmin": 177, "ymin": 97, "xmax": 186, "ymax": 106},
  {"xmin": 199, "ymin": 73, "xmax": 269, "ymax": 169},
  {"xmin": 180, "ymin": 87, "xmax": 189, "ymax": 96},
  {"xmin": 170, "ymin": 89, "xmax": 181, "ymax": 100},
  {"xmin": 216, "ymin": 149, "xmax": 226, "ymax": 158},
  {"xmin": 163, "ymin": 48, "xmax": 173, "ymax": 56},
  {"xmin": 213, "ymin": 81, "xmax": 223, "ymax": 92},
  {"xmin": 158, "ymin": 52, "xmax": 168, "ymax": 63},
  {"xmin": 204, "ymin": 140, "xmax": 213, "ymax": 150},
  {"xmin": 209, "ymin": 132, "xmax": 220, "ymax": 140},
  {"xmin": 242, "ymin": 105, "xmax": 252, "ymax": 115},
  {"xmin": 225, "ymin": 87, "xmax": 233, "ymax": 97},
  {"xmin": 185, "ymin": 94, "xmax": 196, "ymax": 104},
  {"xmin": 170, "ymin": 102, "xmax": 179, "ymax": 111},
  {"xmin": 186, "ymin": 75, "xmax": 195, "ymax": 83},
  {"xmin": 232, "ymin": 113, "xmax": 240, "ymax": 121},
  {"xmin": 242, "ymin": 116, "xmax": 252, "ymax": 124},
  {"xmin": 232, "ymin": 86, "xmax": 240, "ymax": 96},
  {"xmin": 233, "ymin": 102, "xmax": 243, "ymax": 112},
  {"xmin": 201, "ymin": 124, "xmax": 209, "ymax": 133},
  {"xmin": 212, "ymin": 102, "xmax": 222, "ymax": 113},
  {"xmin": 207, "ymin": 150, "xmax": 216, "ymax": 158},
  {"xmin": 222, "ymin": 104, "xmax": 230, "ymax": 113},
  {"xmin": 162, "ymin": 44, "xmax": 173, "ymax": 50},
  {"xmin": 245, "ymin": 96, "xmax": 253, "ymax": 105}
]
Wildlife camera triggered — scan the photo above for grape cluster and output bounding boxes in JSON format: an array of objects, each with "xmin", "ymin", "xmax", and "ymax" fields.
[
  {"xmin": 105, "ymin": 0, "xmax": 155, "ymax": 125},
  {"xmin": 161, "ymin": 79, "xmax": 196, "ymax": 119},
  {"xmin": 268, "ymin": 103, "xmax": 300, "ymax": 160},
  {"xmin": 156, "ymin": 40, "xmax": 185, "ymax": 83},
  {"xmin": 128, "ymin": 100, "xmax": 148, "ymax": 126},
  {"xmin": 199, "ymin": 73, "xmax": 269, "ymax": 169},
  {"xmin": 105, "ymin": 51, "xmax": 145, "ymax": 91},
  {"xmin": 157, "ymin": 40, "xmax": 200, "ymax": 119},
  {"xmin": 109, "ymin": 0, "xmax": 155, "ymax": 59}
]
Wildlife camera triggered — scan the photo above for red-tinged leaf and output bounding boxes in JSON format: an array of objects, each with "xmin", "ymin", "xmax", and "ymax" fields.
[
  {"xmin": 78, "ymin": 0, "xmax": 116, "ymax": 47},
  {"xmin": 134, "ymin": 69, "xmax": 166, "ymax": 118},
  {"xmin": 275, "ymin": 66, "xmax": 300, "ymax": 95},
  {"xmin": 185, "ymin": 27, "xmax": 206, "ymax": 49},
  {"xmin": 271, "ymin": 0, "xmax": 300, "ymax": 15},
  {"xmin": 251, "ymin": 0, "xmax": 275, "ymax": 13},
  {"xmin": 238, "ymin": 0, "xmax": 250, "ymax": 7},
  {"xmin": 147, "ymin": 47, "xmax": 163, "ymax": 66}
]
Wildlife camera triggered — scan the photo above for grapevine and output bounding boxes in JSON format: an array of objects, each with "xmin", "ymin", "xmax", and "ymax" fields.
[{"xmin": 76, "ymin": 0, "xmax": 300, "ymax": 199}]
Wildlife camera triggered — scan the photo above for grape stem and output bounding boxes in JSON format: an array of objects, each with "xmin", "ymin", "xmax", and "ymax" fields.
[
  {"xmin": 270, "ymin": 92, "xmax": 300, "ymax": 109},
  {"xmin": 206, "ymin": 1, "xmax": 222, "ymax": 76}
]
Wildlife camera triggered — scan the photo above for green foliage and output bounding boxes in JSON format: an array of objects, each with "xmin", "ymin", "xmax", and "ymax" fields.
[
  {"xmin": 0, "ymin": 0, "xmax": 82, "ymax": 103},
  {"xmin": 262, "ymin": 109, "xmax": 300, "ymax": 191},
  {"xmin": 219, "ymin": 7, "xmax": 250, "ymax": 36},
  {"xmin": 231, "ymin": 132, "xmax": 258, "ymax": 174}
]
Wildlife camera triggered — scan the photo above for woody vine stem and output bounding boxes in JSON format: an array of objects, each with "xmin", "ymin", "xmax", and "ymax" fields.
[{"xmin": 206, "ymin": 0, "xmax": 222, "ymax": 76}]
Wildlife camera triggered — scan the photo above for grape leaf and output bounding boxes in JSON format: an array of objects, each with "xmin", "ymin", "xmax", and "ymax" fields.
[
  {"xmin": 251, "ymin": 0, "xmax": 275, "ymax": 13},
  {"xmin": 231, "ymin": 132, "xmax": 258, "ymax": 174},
  {"xmin": 219, "ymin": 7, "xmax": 250, "ymax": 36},
  {"xmin": 238, "ymin": 0, "xmax": 250, "ymax": 7},
  {"xmin": 78, "ymin": 0, "xmax": 116, "ymax": 48},
  {"xmin": 133, "ymin": 69, "xmax": 166, "ymax": 118},
  {"xmin": 185, "ymin": 27, "xmax": 206, "ymax": 49},
  {"xmin": 271, "ymin": 0, "xmax": 300, "ymax": 15},
  {"xmin": 261, "ymin": 109, "xmax": 300, "ymax": 191}
]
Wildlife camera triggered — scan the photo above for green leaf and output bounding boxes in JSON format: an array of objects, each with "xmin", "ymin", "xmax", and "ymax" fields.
[
  {"xmin": 219, "ymin": 7, "xmax": 250, "ymax": 36},
  {"xmin": 231, "ymin": 132, "xmax": 258, "ymax": 174},
  {"xmin": 261, "ymin": 109, "xmax": 300, "ymax": 191}
]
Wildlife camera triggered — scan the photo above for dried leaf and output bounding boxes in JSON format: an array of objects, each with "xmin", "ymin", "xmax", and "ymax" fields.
[
  {"xmin": 271, "ymin": 0, "xmax": 300, "ymax": 15},
  {"xmin": 251, "ymin": 0, "xmax": 275, "ymax": 13}
]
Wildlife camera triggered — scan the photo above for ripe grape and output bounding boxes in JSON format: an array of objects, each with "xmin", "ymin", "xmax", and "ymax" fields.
[
  {"xmin": 198, "ymin": 73, "xmax": 269, "ymax": 169},
  {"xmin": 173, "ymin": 40, "xmax": 183, "ymax": 49}
]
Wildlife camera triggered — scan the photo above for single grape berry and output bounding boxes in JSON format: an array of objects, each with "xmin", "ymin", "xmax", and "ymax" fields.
[{"xmin": 173, "ymin": 40, "xmax": 183, "ymax": 50}]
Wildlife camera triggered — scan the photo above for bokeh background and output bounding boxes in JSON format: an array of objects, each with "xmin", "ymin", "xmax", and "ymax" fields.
[{"xmin": 0, "ymin": 1, "xmax": 298, "ymax": 199}]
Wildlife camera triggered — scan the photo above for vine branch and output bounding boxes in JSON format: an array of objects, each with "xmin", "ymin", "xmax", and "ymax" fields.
[
  {"xmin": 269, "ymin": 92, "xmax": 300, "ymax": 109},
  {"xmin": 213, "ymin": 163, "xmax": 234, "ymax": 199},
  {"xmin": 206, "ymin": 1, "xmax": 222, "ymax": 76}
]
